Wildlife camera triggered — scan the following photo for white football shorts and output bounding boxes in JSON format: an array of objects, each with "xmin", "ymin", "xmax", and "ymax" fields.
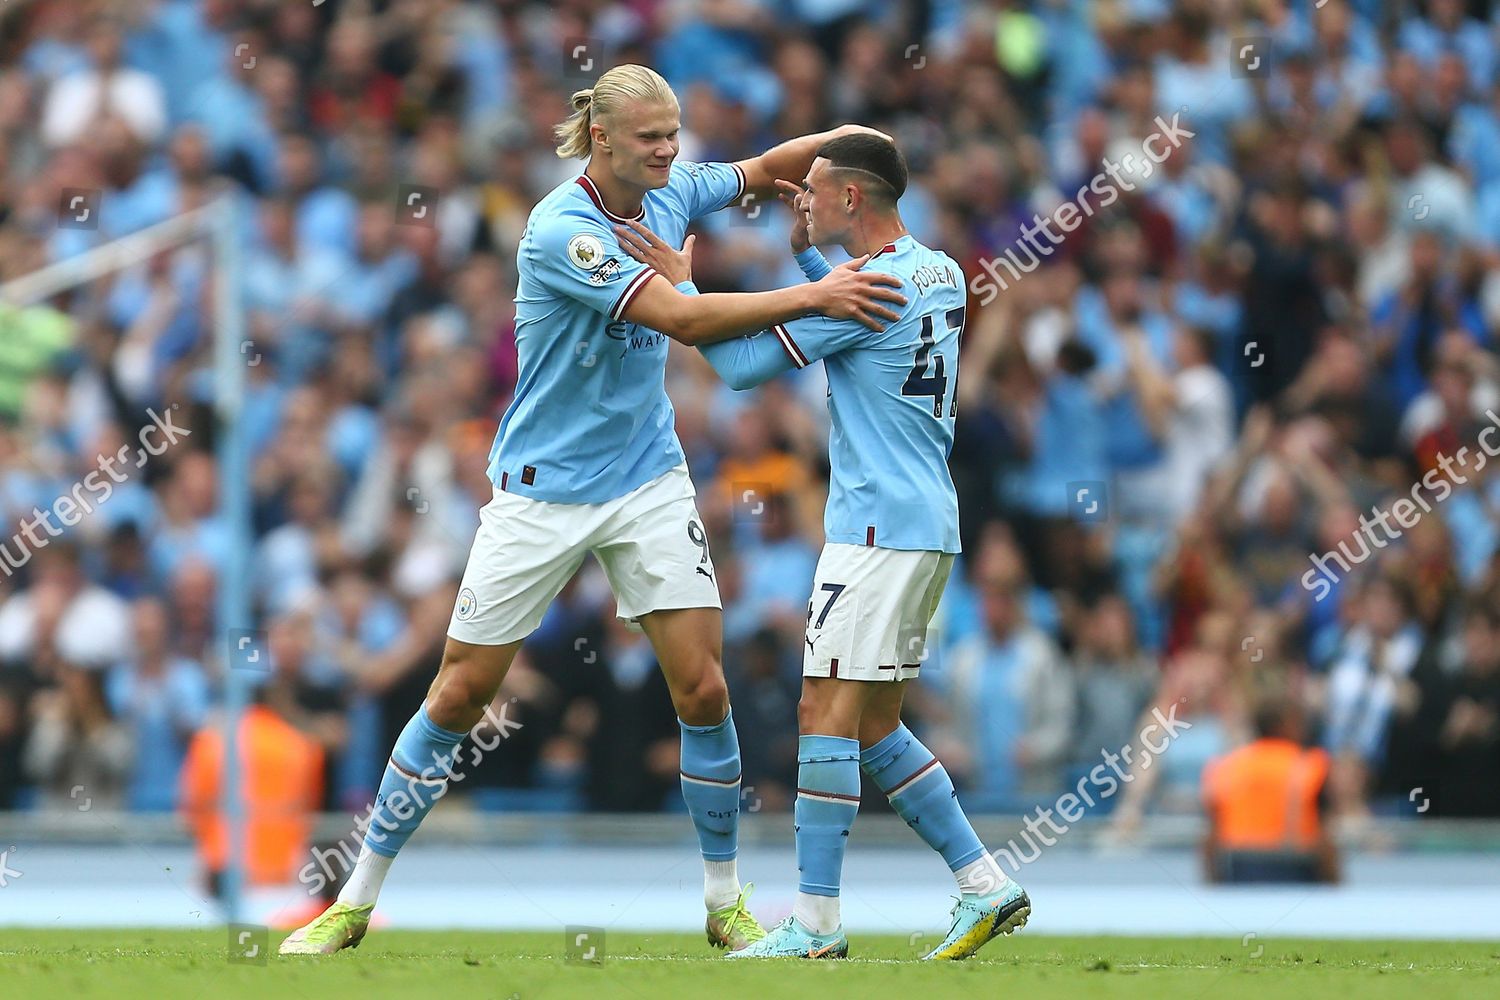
[
  {"xmin": 801, "ymin": 542, "xmax": 954, "ymax": 682},
  {"xmin": 448, "ymin": 463, "xmax": 721, "ymax": 646}
]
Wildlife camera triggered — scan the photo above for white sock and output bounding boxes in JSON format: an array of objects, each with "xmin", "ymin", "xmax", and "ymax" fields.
[
  {"xmin": 337, "ymin": 845, "xmax": 394, "ymax": 908},
  {"xmin": 954, "ymin": 852, "xmax": 1011, "ymax": 896},
  {"xmin": 793, "ymin": 892, "xmax": 841, "ymax": 935},
  {"xmin": 704, "ymin": 858, "xmax": 740, "ymax": 911}
]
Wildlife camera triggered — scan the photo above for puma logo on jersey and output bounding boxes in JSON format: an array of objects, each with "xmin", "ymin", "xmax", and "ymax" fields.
[{"xmin": 696, "ymin": 566, "xmax": 716, "ymax": 583}]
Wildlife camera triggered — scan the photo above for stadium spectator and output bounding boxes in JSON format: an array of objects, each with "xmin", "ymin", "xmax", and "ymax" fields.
[
  {"xmin": 180, "ymin": 684, "xmax": 324, "ymax": 892},
  {"xmin": 0, "ymin": 303, "xmax": 73, "ymax": 421},
  {"xmin": 722, "ymin": 491, "xmax": 818, "ymax": 645},
  {"xmin": 578, "ymin": 615, "xmax": 682, "ymax": 814},
  {"xmin": 41, "ymin": 16, "xmax": 167, "ymax": 150},
  {"xmin": 253, "ymin": 467, "xmax": 339, "ymax": 614},
  {"xmin": 0, "ymin": 544, "xmax": 132, "ymax": 677},
  {"xmin": 1066, "ymin": 592, "xmax": 1156, "ymax": 784},
  {"xmin": 1111, "ymin": 610, "xmax": 1246, "ymax": 834},
  {"xmin": 0, "ymin": 673, "xmax": 25, "ymax": 809},
  {"xmin": 722, "ymin": 626, "xmax": 800, "ymax": 812},
  {"xmin": 261, "ymin": 604, "xmax": 349, "ymax": 810},
  {"xmin": 932, "ymin": 558, "xmax": 1074, "ymax": 810},
  {"xmin": 1128, "ymin": 325, "xmax": 1235, "ymax": 524},
  {"xmin": 105, "ymin": 596, "xmax": 210, "ymax": 812},
  {"xmin": 1422, "ymin": 602, "xmax": 1500, "ymax": 818},
  {"xmin": 1202, "ymin": 693, "xmax": 1339, "ymax": 884},
  {"xmin": 1323, "ymin": 575, "xmax": 1425, "ymax": 820},
  {"xmin": 22, "ymin": 660, "xmax": 132, "ymax": 811}
]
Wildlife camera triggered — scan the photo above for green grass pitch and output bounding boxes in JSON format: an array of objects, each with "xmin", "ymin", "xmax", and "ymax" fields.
[{"xmin": 1, "ymin": 930, "xmax": 1494, "ymax": 1000}]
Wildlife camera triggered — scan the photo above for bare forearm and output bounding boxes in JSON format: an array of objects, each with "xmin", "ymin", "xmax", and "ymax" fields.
[
  {"xmin": 1132, "ymin": 371, "xmax": 1175, "ymax": 438},
  {"xmin": 618, "ymin": 215, "xmax": 907, "ymax": 342},
  {"xmin": 741, "ymin": 129, "xmax": 842, "ymax": 194},
  {"xmin": 1124, "ymin": 343, "xmax": 1175, "ymax": 437},
  {"xmin": 665, "ymin": 284, "xmax": 818, "ymax": 346}
]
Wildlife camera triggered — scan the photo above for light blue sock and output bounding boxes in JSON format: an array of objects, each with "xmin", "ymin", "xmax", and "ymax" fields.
[
  {"xmin": 679, "ymin": 712, "xmax": 741, "ymax": 862},
  {"xmin": 861, "ymin": 723, "xmax": 986, "ymax": 872},
  {"xmin": 795, "ymin": 735, "xmax": 861, "ymax": 897},
  {"xmin": 362, "ymin": 706, "xmax": 467, "ymax": 858}
]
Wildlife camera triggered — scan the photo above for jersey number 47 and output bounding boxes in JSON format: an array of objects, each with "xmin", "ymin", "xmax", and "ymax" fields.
[{"xmin": 901, "ymin": 306, "xmax": 965, "ymax": 419}]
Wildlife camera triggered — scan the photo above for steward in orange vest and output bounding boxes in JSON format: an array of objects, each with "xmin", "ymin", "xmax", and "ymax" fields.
[
  {"xmin": 180, "ymin": 696, "xmax": 323, "ymax": 895},
  {"xmin": 1202, "ymin": 695, "xmax": 1339, "ymax": 883}
]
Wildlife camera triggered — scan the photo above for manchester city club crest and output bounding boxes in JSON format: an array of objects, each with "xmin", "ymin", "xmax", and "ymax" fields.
[{"xmin": 456, "ymin": 587, "xmax": 478, "ymax": 621}]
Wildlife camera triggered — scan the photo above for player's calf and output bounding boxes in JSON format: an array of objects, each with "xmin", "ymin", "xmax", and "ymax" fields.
[
  {"xmin": 282, "ymin": 639, "xmax": 520, "ymax": 957},
  {"xmin": 792, "ymin": 733, "xmax": 861, "ymax": 938},
  {"xmin": 641, "ymin": 607, "xmax": 762, "ymax": 940},
  {"xmin": 350, "ymin": 641, "xmax": 520, "ymax": 900},
  {"xmin": 788, "ymin": 676, "xmax": 870, "ymax": 935},
  {"xmin": 861, "ymin": 722, "xmax": 1029, "ymax": 959},
  {"xmin": 861, "ymin": 723, "xmax": 1011, "ymax": 892},
  {"xmin": 678, "ymin": 709, "xmax": 743, "ymax": 908}
]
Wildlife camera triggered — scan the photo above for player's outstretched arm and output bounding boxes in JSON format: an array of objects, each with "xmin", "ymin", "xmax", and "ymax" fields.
[
  {"xmin": 698, "ymin": 326, "xmax": 799, "ymax": 390},
  {"xmin": 734, "ymin": 124, "xmax": 892, "ymax": 200},
  {"xmin": 693, "ymin": 306, "xmax": 876, "ymax": 391},
  {"xmin": 613, "ymin": 218, "xmax": 904, "ymax": 346},
  {"xmin": 612, "ymin": 221, "xmax": 868, "ymax": 389}
]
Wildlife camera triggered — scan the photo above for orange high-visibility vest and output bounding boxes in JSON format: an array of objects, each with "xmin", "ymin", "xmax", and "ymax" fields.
[
  {"xmin": 179, "ymin": 705, "xmax": 324, "ymax": 885},
  {"xmin": 1202, "ymin": 738, "xmax": 1328, "ymax": 850}
]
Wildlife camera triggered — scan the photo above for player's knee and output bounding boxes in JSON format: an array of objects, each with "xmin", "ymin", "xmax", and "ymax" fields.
[
  {"xmin": 856, "ymin": 684, "xmax": 905, "ymax": 747},
  {"xmin": 427, "ymin": 647, "xmax": 505, "ymax": 728},
  {"xmin": 673, "ymin": 669, "xmax": 729, "ymax": 725},
  {"xmin": 798, "ymin": 685, "xmax": 835, "ymax": 734},
  {"xmin": 858, "ymin": 712, "xmax": 899, "ymax": 750},
  {"xmin": 426, "ymin": 673, "xmax": 488, "ymax": 730},
  {"xmin": 799, "ymin": 679, "xmax": 866, "ymax": 737}
]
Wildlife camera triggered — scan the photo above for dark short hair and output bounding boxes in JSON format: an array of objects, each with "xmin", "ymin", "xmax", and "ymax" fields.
[
  {"xmin": 816, "ymin": 133, "xmax": 908, "ymax": 202},
  {"xmin": 1180, "ymin": 325, "xmax": 1216, "ymax": 363},
  {"xmin": 1253, "ymin": 694, "xmax": 1299, "ymax": 740}
]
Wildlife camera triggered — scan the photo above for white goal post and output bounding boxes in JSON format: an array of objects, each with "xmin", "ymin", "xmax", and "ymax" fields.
[{"xmin": 0, "ymin": 195, "xmax": 254, "ymax": 923}]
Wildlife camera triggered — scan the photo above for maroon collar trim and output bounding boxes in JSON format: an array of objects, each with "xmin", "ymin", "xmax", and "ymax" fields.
[{"xmin": 576, "ymin": 174, "xmax": 645, "ymax": 223}]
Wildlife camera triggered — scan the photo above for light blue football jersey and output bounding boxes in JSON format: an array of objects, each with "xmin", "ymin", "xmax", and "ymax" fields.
[
  {"xmin": 698, "ymin": 235, "xmax": 966, "ymax": 552},
  {"xmin": 489, "ymin": 161, "xmax": 746, "ymax": 503}
]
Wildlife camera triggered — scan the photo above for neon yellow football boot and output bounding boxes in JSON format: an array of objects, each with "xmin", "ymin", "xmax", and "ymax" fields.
[
  {"xmin": 279, "ymin": 901, "xmax": 374, "ymax": 955},
  {"xmin": 706, "ymin": 883, "xmax": 767, "ymax": 951}
]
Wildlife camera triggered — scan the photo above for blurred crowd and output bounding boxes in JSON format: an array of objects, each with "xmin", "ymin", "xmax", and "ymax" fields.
[{"xmin": 0, "ymin": 0, "xmax": 1498, "ymax": 848}]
